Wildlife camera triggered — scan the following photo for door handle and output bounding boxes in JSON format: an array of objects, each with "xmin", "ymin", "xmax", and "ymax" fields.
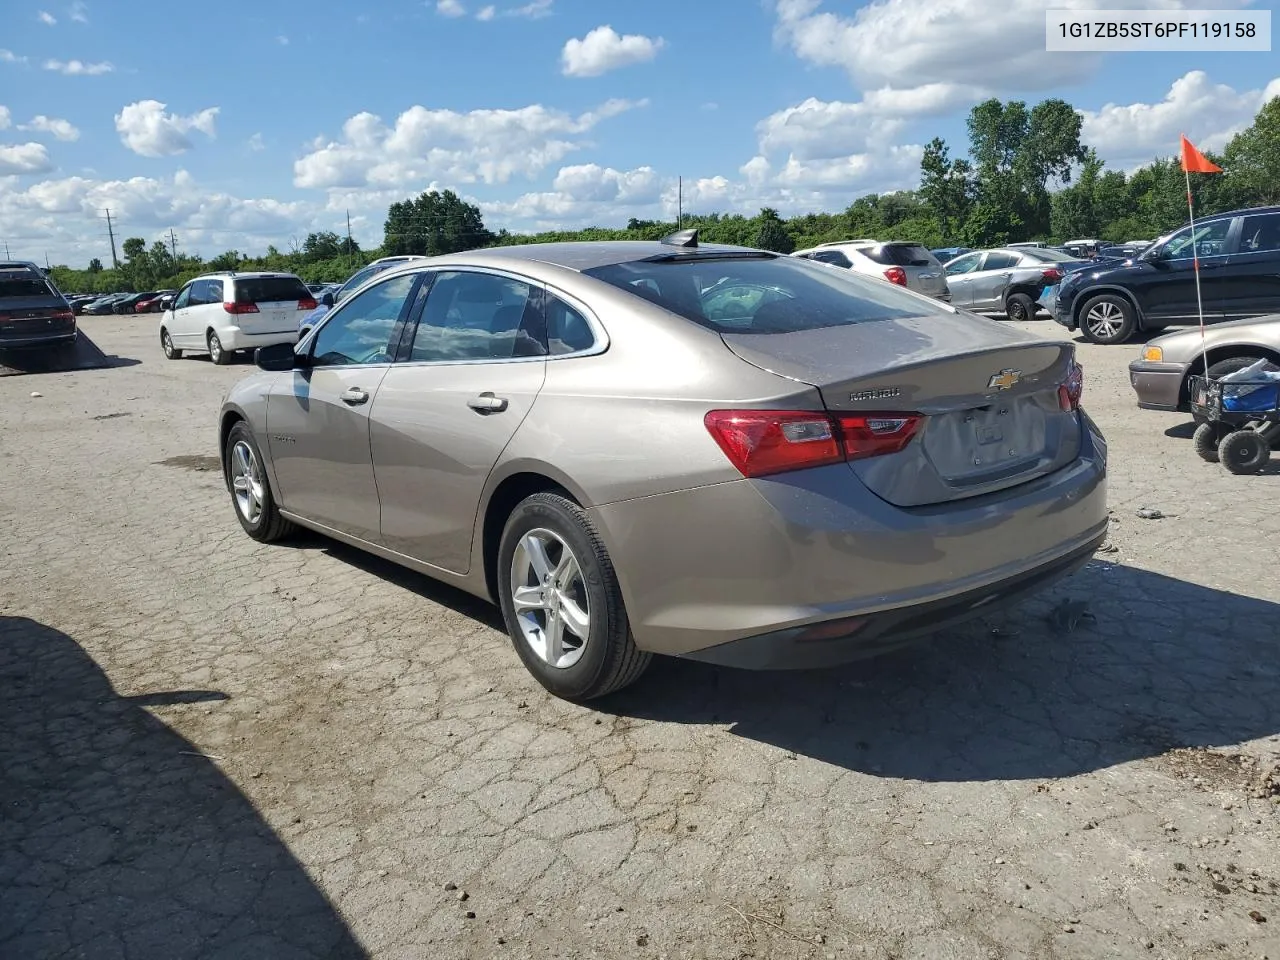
[
  {"xmin": 467, "ymin": 392, "xmax": 508, "ymax": 414},
  {"xmin": 339, "ymin": 387, "xmax": 369, "ymax": 405}
]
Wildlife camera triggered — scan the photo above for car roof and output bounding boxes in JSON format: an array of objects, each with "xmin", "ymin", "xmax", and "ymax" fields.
[
  {"xmin": 407, "ymin": 240, "xmax": 763, "ymax": 273},
  {"xmin": 196, "ymin": 271, "xmax": 301, "ymax": 280}
]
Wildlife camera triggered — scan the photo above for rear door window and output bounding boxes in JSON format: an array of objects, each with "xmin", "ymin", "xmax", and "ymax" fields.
[
  {"xmin": 1238, "ymin": 213, "xmax": 1280, "ymax": 254},
  {"xmin": 235, "ymin": 276, "xmax": 310, "ymax": 304},
  {"xmin": 982, "ymin": 252, "xmax": 1020, "ymax": 271}
]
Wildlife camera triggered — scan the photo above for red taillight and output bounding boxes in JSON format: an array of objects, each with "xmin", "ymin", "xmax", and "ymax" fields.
[
  {"xmin": 704, "ymin": 409, "xmax": 922, "ymax": 478},
  {"xmin": 298, "ymin": 297, "xmax": 317, "ymax": 311},
  {"xmin": 223, "ymin": 301, "xmax": 259, "ymax": 315},
  {"xmin": 53, "ymin": 309, "xmax": 74, "ymax": 321},
  {"xmin": 1058, "ymin": 360, "xmax": 1084, "ymax": 411},
  {"xmin": 1042, "ymin": 268, "xmax": 1063, "ymax": 283},
  {"xmin": 883, "ymin": 266, "xmax": 908, "ymax": 286}
]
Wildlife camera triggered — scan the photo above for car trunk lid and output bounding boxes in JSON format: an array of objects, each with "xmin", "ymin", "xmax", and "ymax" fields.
[{"xmin": 720, "ymin": 315, "xmax": 1082, "ymax": 507}]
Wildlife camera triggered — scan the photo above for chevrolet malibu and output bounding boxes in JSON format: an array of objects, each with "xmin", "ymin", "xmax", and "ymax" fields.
[{"xmin": 219, "ymin": 234, "xmax": 1108, "ymax": 700}]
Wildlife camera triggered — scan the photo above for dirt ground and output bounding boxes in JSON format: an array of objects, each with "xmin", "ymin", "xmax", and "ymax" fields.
[{"xmin": 2, "ymin": 315, "xmax": 1279, "ymax": 960}]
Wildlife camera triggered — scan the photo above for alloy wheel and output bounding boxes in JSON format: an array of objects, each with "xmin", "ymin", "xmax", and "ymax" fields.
[
  {"xmin": 509, "ymin": 528, "xmax": 591, "ymax": 669},
  {"xmin": 1085, "ymin": 301, "xmax": 1124, "ymax": 339},
  {"xmin": 229, "ymin": 440, "xmax": 264, "ymax": 524}
]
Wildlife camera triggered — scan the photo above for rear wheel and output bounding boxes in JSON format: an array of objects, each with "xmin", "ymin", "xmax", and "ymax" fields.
[
  {"xmin": 208, "ymin": 330, "xmax": 231, "ymax": 365},
  {"xmin": 1218, "ymin": 430, "xmax": 1270, "ymax": 475},
  {"xmin": 224, "ymin": 422, "xmax": 295, "ymax": 541},
  {"xmin": 160, "ymin": 328, "xmax": 182, "ymax": 359},
  {"xmin": 497, "ymin": 492, "xmax": 650, "ymax": 701},
  {"xmin": 1193, "ymin": 421, "xmax": 1229, "ymax": 462},
  {"xmin": 1005, "ymin": 292, "xmax": 1035, "ymax": 323},
  {"xmin": 1079, "ymin": 294, "xmax": 1136, "ymax": 344}
]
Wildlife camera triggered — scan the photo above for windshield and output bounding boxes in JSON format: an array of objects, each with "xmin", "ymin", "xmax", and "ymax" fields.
[
  {"xmin": 583, "ymin": 255, "xmax": 946, "ymax": 334},
  {"xmin": 857, "ymin": 243, "xmax": 937, "ymax": 267},
  {"xmin": 337, "ymin": 263, "xmax": 391, "ymax": 300},
  {"xmin": 0, "ymin": 278, "xmax": 56, "ymax": 299}
]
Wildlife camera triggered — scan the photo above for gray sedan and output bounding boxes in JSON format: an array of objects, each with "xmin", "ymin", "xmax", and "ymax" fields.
[
  {"xmin": 1129, "ymin": 314, "xmax": 1280, "ymax": 412},
  {"xmin": 219, "ymin": 234, "xmax": 1108, "ymax": 700},
  {"xmin": 944, "ymin": 248, "xmax": 1088, "ymax": 321}
]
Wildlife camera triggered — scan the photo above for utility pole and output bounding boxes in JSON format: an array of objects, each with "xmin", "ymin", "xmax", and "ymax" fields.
[
  {"xmin": 168, "ymin": 228, "xmax": 178, "ymax": 260},
  {"xmin": 3, "ymin": 240, "xmax": 10, "ymax": 259},
  {"xmin": 677, "ymin": 176, "xmax": 683, "ymax": 229},
  {"xmin": 346, "ymin": 209, "xmax": 354, "ymax": 255},
  {"xmin": 45, "ymin": 251, "xmax": 51, "ymax": 270},
  {"xmin": 104, "ymin": 208, "xmax": 119, "ymax": 270}
]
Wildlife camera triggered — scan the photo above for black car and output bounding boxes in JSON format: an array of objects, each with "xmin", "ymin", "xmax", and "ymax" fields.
[
  {"xmin": 1055, "ymin": 205, "xmax": 1280, "ymax": 344},
  {"xmin": 0, "ymin": 261, "xmax": 77, "ymax": 348},
  {"xmin": 112, "ymin": 291, "xmax": 159, "ymax": 314}
]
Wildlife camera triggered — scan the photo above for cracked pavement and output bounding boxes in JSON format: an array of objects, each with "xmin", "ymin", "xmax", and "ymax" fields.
[{"xmin": 2, "ymin": 317, "xmax": 1279, "ymax": 960}]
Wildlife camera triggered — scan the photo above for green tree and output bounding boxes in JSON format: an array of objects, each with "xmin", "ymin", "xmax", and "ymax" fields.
[
  {"xmin": 1222, "ymin": 95, "xmax": 1280, "ymax": 206},
  {"xmin": 87, "ymin": 257, "xmax": 103, "ymax": 273},
  {"xmin": 302, "ymin": 231, "xmax": 343, "ymax": 262},
  {"xmin": 919, "ymin": 138, "xmax": 974, "ymax": 242},
  {"xmin": 383, "ymin": 190, "xmax": 492, "ymax": 256},
  {"xmin": 753, "ymin": 208, "xmax": 794, "ymax": 253}
]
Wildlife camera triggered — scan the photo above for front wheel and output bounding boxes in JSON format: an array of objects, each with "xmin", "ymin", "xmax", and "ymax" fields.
[
  {"xmin": 160, "ymin": 328, "xmax": 182, "ymax": 359},
  {"xmin": 1079, "ymin": 294, "xmax": 1136, "ymax": 344},
  {"xmin": 224, "ymin": 422, "xmax": 295, "ymax": 541},
  {"xmin": 1218, "ymin": 430, "xmax": 1270, "ymax": 475},
  {"xmin": 208, "ymin": 330, "xmax": 231, "ymax": 365},
  {"xmin": 497, "ymin": 492, "xmax": 651, "ymax": 701},
  {"xmin": 1005, "ymin": 292, "xmax": 1035, "ymax": 322},
  {"xmin": 1193, "ymin": 421, "xmax": 1229, "ymax": 462}
]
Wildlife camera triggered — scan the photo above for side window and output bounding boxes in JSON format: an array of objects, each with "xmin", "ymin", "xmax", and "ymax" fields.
[
  {"xmin": 409, "ymin": 271, "xmax": 537, "ymax": 362},
  {"xmin": 187, "ymin": 280, "xmax": 209, "ymax": 306},
  {"xmin": 1238, "ymin": 214, "xmax": 1280, "ymax": 254},
  {"xmin": 945, "ymin": 252, "xmax": 982, "ymax": 275},
  {"xmin": 983, "ymin": 253, "xmax": 1019, "ymax": 270},
  {"xmin": 173, "ymin": 284, "xmax": 192, "ymax": 310},
  {"xmin": 544, "ymin": 293, "xmax": 596, "ymax": 355},
  {"xmin": 814, "ymin": 251, "xmax": 852, "ymax": 268},
  {"xmin": 310, "ymin": 273, "xmax": 417, "ymax": 367},
  {"xmin": 205, "ymin": 279, "xmax": 224, "ymax": 304},
  {"xmin": 1164, "ymin": 219, "xmax": 1232, "ymax": 260}
]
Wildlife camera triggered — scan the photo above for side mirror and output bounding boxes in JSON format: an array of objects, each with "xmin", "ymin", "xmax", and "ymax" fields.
[
  {"xmin": 321, "ymin": 292, "xmax": 335, "ymax": 307},
  {"xmin": 1141, "ymin": 246, "xmax": 1166, "ymax": 263},
  {"xmin": 256, "ymin": 341, "xmax": 303, "ymax": 371}
]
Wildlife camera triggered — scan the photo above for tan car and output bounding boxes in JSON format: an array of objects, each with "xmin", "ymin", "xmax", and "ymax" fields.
[
  {"xmin": 1128, "ymin": 313, "xmax": 1280, "ymax": 413},
  {"xmin": 219, "ymin": 234, "xmax": 1108, "ymax": 700}
]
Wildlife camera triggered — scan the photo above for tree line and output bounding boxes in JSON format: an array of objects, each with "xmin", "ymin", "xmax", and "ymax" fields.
[{"xmin": 49, "ymin": 94, "xmax": 1279, "ymax": 296}]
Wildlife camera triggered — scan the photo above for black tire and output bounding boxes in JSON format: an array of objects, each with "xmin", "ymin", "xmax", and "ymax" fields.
[
  {"xmin": 1218, "ymin": 430, "xmax": 1270, "ymax": 475},
  {"xmin": 208, "ymin": 330, "xmax": 231, "ymax": 365},
  {"xmin": 1207, "ymin": 356, "xmax": 1263, "ymax": 380},
  {"xmin": 1005, "ymin": 292, "xmax": 1035, "ymax": 322},
  {"xmin": 160, "ymin": 328, "xmax": 182, "ymax": 359},
  {"xmin": 1193, "ymin": 421, "xmax": 1229, "ymax": 462},
  {"xmin": 1079, "ymin": 294, "xmax": 1137, "ymax": 344},
  {"xmin": 223, "ymin": 422, "xmax": 295, "ymax": 542},
  {"xmin": 497, "ymin": 492, "xmax": 651, "ymax": 701}
]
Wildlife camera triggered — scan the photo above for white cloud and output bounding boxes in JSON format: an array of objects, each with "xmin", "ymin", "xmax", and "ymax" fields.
[
  {"xmin": 114, "ymin": 100, "xmax": 219, "ymax": 157},
  {"xmin": 38, "ymin": 11, "xmax": 57, "ymax": 25},
  {"xmin": 247, "ymin": 132, "xmax": 265, "ymax": 151},
  {"xmin": 0, "ymin": 106, "xmax": 9, "ymax": 129},
  {"xmin": 0, "ymin": 49, "xmax": 28, "ymax": 64},
  {"xmin": 772, "ymin": 0, "xmax": 1252, "ymax": 109},
  {"xmin": 436, "ymin": 0, "xmax": 466, "ymax": 16},
  {"xmin": 509, "ymin": 0, "xmax": 552, "ymax": 17},
  {"xmin": 293, "ymin": 98, "xmax": 645, "ymax": 190},
  {"xmin": 43, "ymin": 58, "xmax": 112, "ymax": 75},
  {"xmin": 561, "ymin": 26, "xmax": 664, "ymax": 78},
  {"xmin": 276, "ymin": 35, "xmax": 289, "ymax": 45},
  {"xmin": 69, "ymin": 2, "xmax": 88, "ymax": 23},
  {"xmin": 476, "ymin": 5, "xmax": 495, "ymax": 19},
  {"xmin": 1081, "ymin": 70, "xmax": 1280, "ymax": 169},
  {"xmin": 756, "ymin": 97, "xmax": 906, "ymax": 161},
  {"xmin": 17, "ymin": 115, "xmax": 80, "ymax": 141},
  {"xmin": 0, "ymin": 143, "xmax": 54, "ymax": 175}
]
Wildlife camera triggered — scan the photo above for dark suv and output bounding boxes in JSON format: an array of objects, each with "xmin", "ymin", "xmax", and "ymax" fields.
[
  {"xmin": 1054, "ymin": 205, "xmax": 1280, "ymax": 344},
  {"xmin": 0, "ymin": 261, "xmax": 77, "ymax": 349}
]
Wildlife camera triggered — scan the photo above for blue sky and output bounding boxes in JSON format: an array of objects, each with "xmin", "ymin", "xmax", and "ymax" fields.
[{"xmin": 1, "ymin": 0, "xmax": 1276, "ymax": 266}]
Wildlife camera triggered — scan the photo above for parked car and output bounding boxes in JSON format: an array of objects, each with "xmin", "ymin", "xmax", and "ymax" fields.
[
  {"xmin": 113, "ymin": 291, "xmax": 160, "ymax": 314},
  {"xmin": 1128, "ymin": 313, "xmax": 1280, "ymax": 414},
  {"xmin": 160, "ymin": 272, "xmax": 315, "ymax": 364},
  {"xmin": 1062, "ymin": 239, "xmax": 1102, "ymax": 259},
  {"xmin": 299, "ymin": 257, "xmax": 429, "ymax": 334},
  {"xmin": 1055, "ymin": 205, "xmax": 1280, "ymax": 344},
  {"xmin": 932, "ymin": 246, "xmax": 972, "ymax": 262},
  {"xmin": 943, "ymin": 248, "xmax": 1089, "ymax": 321},
  {"xmin": 0, "ymin": 260, "xmax": 77, "ymax": 348},
  {"xmin": 220, "ymin": 234, "xmax": 1106, "ymax": 701},
  {"xmin": 792, "ymin": 241, "xmax": 951, "ymax": 301},
  {"xmin": 134, "ymin": 290, "xmax": 176, "ymax": 313},
  {"xmin": 81, "ymin": 293, "xmax": 130, "ymax": 315}
]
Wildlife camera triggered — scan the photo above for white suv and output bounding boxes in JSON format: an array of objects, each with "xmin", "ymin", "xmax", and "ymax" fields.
[
  {"xmin": 159, "ymin": 272, "xmax": 316, "ymax": 364},
  {"xmin": 793, "ymin": 241, "xmax": 951, "ymax": 302}
]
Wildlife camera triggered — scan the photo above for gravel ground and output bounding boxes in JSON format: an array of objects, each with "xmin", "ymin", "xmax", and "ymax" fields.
[{"xmin": 2, "ymin": 315, "xmax": 1279, "ymax": 960}]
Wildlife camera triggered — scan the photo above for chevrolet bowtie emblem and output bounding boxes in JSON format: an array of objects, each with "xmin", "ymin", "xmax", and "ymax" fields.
[{"xmin": 987, "ymin": 368, "xmax": 1022, "ymax": 391}]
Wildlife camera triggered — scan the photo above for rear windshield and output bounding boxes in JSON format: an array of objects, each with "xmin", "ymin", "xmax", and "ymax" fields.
[
  {"xmin": 235, "ymin": 276, "xmax": 310, "ymax": 304},
  {"xmin": 583, "ymin": 255, "xmax": 945, "ymax": 334},
  {"xmin": 856, "ymin": 243, "xmax": 937, "ymax": 267},
  {"xmin": 1019, "ymin": 248, "xmax": 1081, "ymax": 263},
  {"xmin": 0, "ymin": 277, "xmax": 56, "ymax": 299}
]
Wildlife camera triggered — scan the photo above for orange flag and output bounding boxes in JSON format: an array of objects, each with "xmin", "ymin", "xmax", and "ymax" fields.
[{"xmin": 1180, "ymin": 134, "xmax": 1222, "ymax": 174}]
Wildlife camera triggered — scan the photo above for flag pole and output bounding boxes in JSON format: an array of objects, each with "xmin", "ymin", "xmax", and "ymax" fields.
[{"xmin": 1183, "ymin": 154, "xmax": 1211, "ymax": 387}]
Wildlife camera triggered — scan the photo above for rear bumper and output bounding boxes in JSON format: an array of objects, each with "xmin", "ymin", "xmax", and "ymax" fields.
[
  {"xmin": 589, "ymin": 415, "xmax": 1108, "ymax": 660},
  {"xmin": 216, "ymin": 326, "xmax": 299, "ymax": 351},
  {"xmin": 1128, "ymin": 360, "xmax": 1188, "ymax": 411},
  {"xmin": 0, "ymin": 324, "xmax": 77, "ymax": 348}
]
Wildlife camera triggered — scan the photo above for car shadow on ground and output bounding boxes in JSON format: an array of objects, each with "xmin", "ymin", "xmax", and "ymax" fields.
[
  {"xmin": 595, "ymin": 560, "xmax": 1280, "ymax": 783},
  {"xmin": 0, "ymin": 616, "xmax": 367, "ymax": 959},
  {"xmin": 0, "ymin": 334, "xmax": 140, "ymax": 377}
]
